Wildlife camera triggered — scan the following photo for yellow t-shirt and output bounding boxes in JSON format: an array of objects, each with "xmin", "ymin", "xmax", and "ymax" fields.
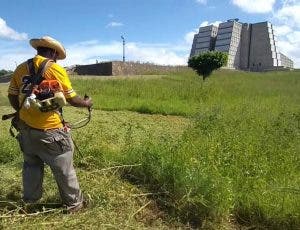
[{"xmin": 8, "ymin": 55, "xmax": 76, "ymax": 130}]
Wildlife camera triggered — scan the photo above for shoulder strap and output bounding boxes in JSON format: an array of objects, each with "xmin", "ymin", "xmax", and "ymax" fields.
[
  {"xmin": 27, "ymin": 58, "xmax": 53, "ymax": 85},
  {"xmin": 27, "ymin": 58, "xmax": 35, "ymax": 76},
  {"xmin": 37, "ymin": 58, "xmax": 52, "ymax": 77},
  {"xmin": 18, "ymin": 58, "xmax": 53, "ymax": 110}
]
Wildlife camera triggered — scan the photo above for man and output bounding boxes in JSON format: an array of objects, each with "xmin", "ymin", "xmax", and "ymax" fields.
[{"xmin": 7, "ymin": 36, "xmax": 92, "ymax": 212}]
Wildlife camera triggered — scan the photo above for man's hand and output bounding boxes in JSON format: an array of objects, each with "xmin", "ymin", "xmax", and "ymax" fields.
[
  {"xmin": 67, "ymin": 95, "xmax": 92, "ymax": 109},
  {"xmin": 83, "ymin": 95, "xmax": 93, "ymax": 110}
]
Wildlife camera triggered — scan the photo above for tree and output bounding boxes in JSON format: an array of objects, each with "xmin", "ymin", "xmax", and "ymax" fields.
[
  {"xmin": 0, "ymin": 69, "xmax": 12, "ymax": 77},
  {"xmin": 188, "ymin": 51, "xmax": 228, "ymax": 81}
]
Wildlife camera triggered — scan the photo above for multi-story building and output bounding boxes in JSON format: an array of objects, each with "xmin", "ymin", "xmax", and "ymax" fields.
[
  {"xmin": 190, "ymin": 19, "xmax": 294, "ymax": 71},
  {"xmin": 190, "ymin": 25, "xmax": 218, "ymax": 57},
  {"xmin": 279, "ymin": 53, "xmax": 294, "ymax": 69},
  {"xmin": 214, "ymin": 20, "xmax": 242, "ymax": 69}
]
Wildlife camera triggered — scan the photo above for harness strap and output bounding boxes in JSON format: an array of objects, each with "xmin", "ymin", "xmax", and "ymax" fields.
[
  {"xmin": 5, "ymin": 58, "xmax": 55, "ymax": 138},
  {"xmin": 28, "ymin": 58, "xmax": 65, "ymax": 125},
  {"xmin": 27, "ymin": 58, "xmax": 53, "ymax": 86},
  {"xmin": 27, "ymin": 58, "xmax": 35, "ymax": 77}
]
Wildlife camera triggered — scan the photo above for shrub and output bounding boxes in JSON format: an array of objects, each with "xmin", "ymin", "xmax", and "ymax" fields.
[{"xmin": 188, "ymin": 51, "xmax": 228, "ymax": 80}]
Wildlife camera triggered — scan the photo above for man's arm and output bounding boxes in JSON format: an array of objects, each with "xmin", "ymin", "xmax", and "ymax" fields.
[
  {"xmin": 66, "ymin": 95, "xmax": 92, "ymax": 108},
  {"xmin": 8, "ymin": 94, "xmax": 20, "ymax": 111}
]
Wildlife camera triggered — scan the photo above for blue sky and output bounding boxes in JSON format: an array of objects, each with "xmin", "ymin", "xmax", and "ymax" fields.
[{"xmin": 0, "ymin": 0, "xmax": 299, "ymax": 70}]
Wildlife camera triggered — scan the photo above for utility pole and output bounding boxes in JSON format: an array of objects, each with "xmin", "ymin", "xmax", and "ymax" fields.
[{"xmin": 121, "ymin": 35, "xmax": 125, "ymax": 62}]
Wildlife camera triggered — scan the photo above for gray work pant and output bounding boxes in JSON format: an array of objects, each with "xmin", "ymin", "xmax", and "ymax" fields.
[{"xmin": 17, "ymin": 123, "xmax": 83, "ymax": 209}]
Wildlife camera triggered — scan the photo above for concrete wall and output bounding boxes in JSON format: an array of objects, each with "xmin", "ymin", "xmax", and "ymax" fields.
[
  {"xmin": 75, "ymin": 62, "xmax": 113, "ymax": 75},
  {"xmin": 73, "ymin": 61, "xmax": 188, "ymax": 76},
  {"xmin": 240, "ymin": 23, "xmax": 251, "ymax": 70},
  {"xmin": 0, "ymin": 73, "xmax": 12, "ymax": 83},
  {"xmin": 249, "ymin": 22, "xmax": 276, "ymax": 71}
]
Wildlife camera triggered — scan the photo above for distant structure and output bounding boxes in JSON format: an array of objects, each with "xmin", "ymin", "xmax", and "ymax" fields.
[
  {"xmin": 190, "ymin": 19, "xmax": 294, "ymax": 71},
  {"xmin": 68, "ymin": 61, "xmax": 188, "ymax": 76}
]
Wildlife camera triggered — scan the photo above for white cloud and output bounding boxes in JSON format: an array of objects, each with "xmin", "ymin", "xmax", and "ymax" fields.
[
  {"xmin": 282, "ymin": 0, "xmax": 297, "ymax": 6},
  {"xmin": 277, "ymin": 40, "xmax": 295, "ymax": 55},
  {"xmin": 0, "ymin": 18, "xmax": 28, "ymax": 41},
  {"xmin": 196, "ymin": 0, "xmax": 207, "ymax": 5},
  {"xmin": 58, "ymin": 40, "xmax": 188, "ymax": 67},
  {"xmin": 231, "ymin": 0, "xmax": 276, "ymax": 13},
  {"xmin": 275, "ymin": 29, "xmax": 300, "ymax": 67},
  {"xmin": 126, "ymin": 43, "xmax": 187, "ymax": 65},
  {"xmin": 200, "ymin": 20, "xmax": 222, "ymax": 27},
  {"xmin": 184, "ymin": 30, "xmax": 198, "ymax": 45},
  {"xmin": 276, "ymin": 37, "xmax": 300, "ymax": 67},
  {"xmin": 61, "ymin": 41, "xmax": 122, "ymax": 66},
  {"xmin": 106, "ymin": 21, "xmax": 123, "ymax": 28},
  {"xmin": 286, "ymin": 31, "xmax": 300, "ymax": 43},
  {"xmin": 0, "ymin": 41, "xmax": 33, "ymax": 70},
  {"xmin": 273, "ymin": 25, "xmax": 292, "ymax": 36},
  {"xmin": 0, "ymin": 37, "xmax": 189, "ymax": 70},
  {"xmin": 272, "ymin": 1, "xmax": 300, "ymax": 67},
  {"xmin": 275, "ymin": 4, "xmax": 300, "ymax": 28}
]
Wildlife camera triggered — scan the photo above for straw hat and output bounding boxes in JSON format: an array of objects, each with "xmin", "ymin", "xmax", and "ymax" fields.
[{"xmin": 30, "ymin": 36, "xmax": 66, "ymax": 60}]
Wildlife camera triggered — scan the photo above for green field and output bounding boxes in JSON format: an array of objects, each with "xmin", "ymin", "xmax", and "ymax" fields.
[{"xmin": 0, "ymin": 69, "xmax": 299, "ymax": 229}]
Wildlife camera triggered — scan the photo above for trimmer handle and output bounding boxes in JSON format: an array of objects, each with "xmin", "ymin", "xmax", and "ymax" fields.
[
  {"xmin": 84, "ymin": 94, "xmax": 92, "ymax": 112},
  {"xmin": 2, "ymin": 113, "xmax": 17, "ymax": 121}
]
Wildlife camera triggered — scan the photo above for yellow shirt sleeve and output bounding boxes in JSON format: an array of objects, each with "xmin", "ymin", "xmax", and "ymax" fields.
[
  {"xmin": 46, "ymin": 63, "xmax": 77, "ymax": 98},
  {"xmin": 8, "ymin": 64, "xmax": 27, "ymax": 95}
]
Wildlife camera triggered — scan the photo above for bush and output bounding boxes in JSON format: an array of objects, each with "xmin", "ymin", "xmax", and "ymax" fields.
[
  {"xmin": 188, "ymin": 51, "xmax": 228, "ymax": 80},
  {"xmin": 0, "ymin": 69, "xmax": 12, "ymax": 77}
]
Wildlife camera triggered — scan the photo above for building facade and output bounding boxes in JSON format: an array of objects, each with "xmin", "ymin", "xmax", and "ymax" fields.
[
  {"xmin": 190, "ymin": 19, "xmax": 294, "ymax": 71},
  {"xmin": 214, "ymin": 20, "xmax": 242, "ymax": 69},
  {"xmin": 279, "ymin": 53, "xmax": 294, "ymax": 69},
  {"xmin": 190, "ymin": 25, "xmax": 218, "ymax": 57}
]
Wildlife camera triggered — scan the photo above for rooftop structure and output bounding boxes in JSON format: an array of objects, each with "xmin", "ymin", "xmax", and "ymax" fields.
[{"xmin": 190, "ymin": 19, "xmax": 294, "ymax": 71}]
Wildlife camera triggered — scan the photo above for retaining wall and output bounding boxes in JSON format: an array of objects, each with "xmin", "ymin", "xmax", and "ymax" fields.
[
  {"xmin": 0, "ymin": 74, "xmax": 12, "ymax": 83},
  {"xmin": 73, "ymin": 61, "xmax": 188, "ymax": 76}
]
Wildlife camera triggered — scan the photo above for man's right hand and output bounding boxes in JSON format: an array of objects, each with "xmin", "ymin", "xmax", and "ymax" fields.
[
  {"xmin": 84, "ymin": 97, "xmax": 93, "ymax": 109},
  {"xmin": 67, "ymin": 95, "xmax": 93, "ymax": 109}
]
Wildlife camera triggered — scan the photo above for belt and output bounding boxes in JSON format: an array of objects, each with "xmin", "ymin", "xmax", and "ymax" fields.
[
  {"xmin": 20, "ymin": 120, "xmax": 62, "ymax": 132},
  {"xmin": 29, "ymin": 126, "xmax": 62, "ymax": 132}
]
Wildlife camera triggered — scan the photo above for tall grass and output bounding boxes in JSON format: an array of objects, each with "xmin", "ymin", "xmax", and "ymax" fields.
[
  {"xmin": 72, "ymin": 69, "xmax": 300, "ymax": 228},
  {"xmin": 72, "ymin": 70, "xmax": 300, "ymax": 117},
  {"xmin": 71, "ymin": 70, "xmax": 217, "ymax": 116},
  {"xmin": 1, "ymin": 69, "xmax": 299, "ymax": 228},
  {"xmin": 117, "ymin": 105, "xmax": 300, "ymax": 228}
]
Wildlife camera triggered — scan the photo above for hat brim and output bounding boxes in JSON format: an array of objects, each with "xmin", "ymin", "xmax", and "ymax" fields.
[{"xmin": 30, "ymin": 38, "xmax": 66, "ymax": 60}]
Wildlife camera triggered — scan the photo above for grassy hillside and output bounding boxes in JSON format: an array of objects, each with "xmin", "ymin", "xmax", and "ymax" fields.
[
  {"xmin": 0, "ymin": 69, "xmax": 299, "ymax": 229},
  {"xmin": 0, "ymin": 108, "xmax": 187, "ymax": 229}
]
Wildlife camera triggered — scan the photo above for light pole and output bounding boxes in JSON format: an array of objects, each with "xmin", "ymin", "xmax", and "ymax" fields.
[{"xmin": 121, "ymin": 35, "xmax": 125, "ymax": 62}]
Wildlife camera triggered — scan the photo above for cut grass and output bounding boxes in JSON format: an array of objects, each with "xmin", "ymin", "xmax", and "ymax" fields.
[
  {"xmin": 0, "ymin": 163, "xmax": 185, "ymax": 229},
  {"xmin": 0, "ymin": 107, "xmax": 190, "ymax": 229}
]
